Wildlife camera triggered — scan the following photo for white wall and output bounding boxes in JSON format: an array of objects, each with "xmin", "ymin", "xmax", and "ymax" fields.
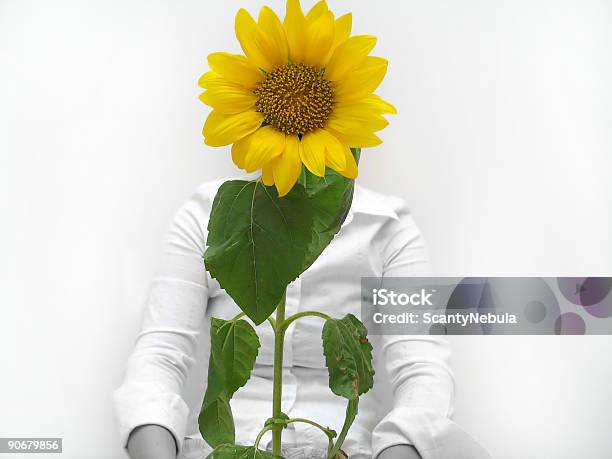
[{"xmin": 1, "ymin": 1, "xmax": 610, "ymax": 458}]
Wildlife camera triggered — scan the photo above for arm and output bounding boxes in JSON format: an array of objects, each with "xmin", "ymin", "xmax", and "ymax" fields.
[
  {"xmin": 371, "ymin": 203, "xmax": 455, "ymax": 459},
  {"xmin": 127, "ymin": 425, "xmax": 177, "ymax": 459},
  {"xmin": 113, "ymin": 186, "xmax": 213, "ymax": 457},
  {"xmin": 378, "ymin": 445, "xmax": 422, "ymax": 459}
]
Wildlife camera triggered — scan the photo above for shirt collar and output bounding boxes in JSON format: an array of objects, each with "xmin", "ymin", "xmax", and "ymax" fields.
[
  {"xmin": 348, "ymin": 184, "xmax": 400, "ymax": 221},
  {"xmin": 230, "ymin": 175, "xmax": 399, "ymax": 222}
]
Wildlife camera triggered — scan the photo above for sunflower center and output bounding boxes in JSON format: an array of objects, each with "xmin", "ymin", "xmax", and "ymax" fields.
[{"xmin": 254, "ymin": 63, "xmax": 334, "ymax": 136}]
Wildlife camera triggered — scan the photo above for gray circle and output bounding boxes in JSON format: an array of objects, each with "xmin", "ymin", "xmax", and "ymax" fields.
[{"xmin": 524, "ymin": 300, "xmax": 547, "ymax": 323}]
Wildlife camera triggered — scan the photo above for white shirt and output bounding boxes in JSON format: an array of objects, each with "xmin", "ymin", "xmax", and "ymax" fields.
[{"xmin": 113, "ymin": 180, "xmax": 456, "ymax": 459}]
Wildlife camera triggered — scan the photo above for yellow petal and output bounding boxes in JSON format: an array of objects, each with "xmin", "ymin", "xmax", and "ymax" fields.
[
  {"xmin": 203, "ymin": 110, "xmax": 263, "ymax": 147},
  {"xmin": 258, "ymin": 7, "xmax": 289, "ymax": 69},
  {"xmin": 244, "ymin": 126, "xmax": 286, "ymax": 172},
  {"xmin": 328, "ymin": 107, "xmax": 390, "ymax": 133},
  {"xmin": 325, "ymin": 35, "xmax": 377, "ymax": 81},
  {"xmin": 199, "ymin": 84, "xmax": 256, "ymax": 114},
  {"xmin": 235, "ymin": 8, "xmax": 275, "ymax": 71},
  {"xmin": 339, "ymin": 145, "xmax": 358, "ymax": 179},
  {"xmin": 306, "ymin": 0, "xmax": 329, "ymax": 21},
  {"xmin": 198, "ymin": 71, "xmax": 224, "ymax": 89},
  {"xmin": 300, "ymin": 130, "xmax": 327, "ymax": 176},
  {"xmin": 273, "ymin": 135, "xmax": 303, "ymax": 196},
  {"xmin": 352, "ymin": 94, "xmax": 398, "ymax": 114},
  {"xmin": 261, "ymin": 162, "xmax": 275, "ymax": 186},
  {"xmin": 303, "ymin": 11, "xmax": 335, "ymax": 66},
  {"xmin": 317, "ymin": 129, "xmax": 346, "ymax": 172},
  {"xmin": 325, "ymin": 125, "xmax": 382, "ymax": 148},
  {"xmin": 207, "ymin": 53, "xmax": 263, "ymax": 89},
  {"xmin": 284, "ymin": 0, "xmax": 307, "ymax": 63},
  {"xmin": 333, "ymin": 56, "xmax": 388, "ymax": 103},
  {"xmin": 231, "ymin": 133, "xmax": 254, "ymax": 169},
  {"xmin": 333, "ymin": 14, "xmax": 352, "ymax": 45},
  {"xmin": 324, "ymin": 13, "xmax": 353, "ymax": 62}
]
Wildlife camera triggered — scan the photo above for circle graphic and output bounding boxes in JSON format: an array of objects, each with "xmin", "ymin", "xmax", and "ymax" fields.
[
  {"xmin": 557, "ymin": 277, "xmax": 612, "ymax": 318},
  {"xmin": 554, "ymin": 313, "xmax": 586, "ymax": 335},
  {"xmin": 447, "ymin": 278, "xmax": 560, "ymax": 334},
  {"xmin": 524, "ymin": 301, "xmax": 547, "ymax": 323}
]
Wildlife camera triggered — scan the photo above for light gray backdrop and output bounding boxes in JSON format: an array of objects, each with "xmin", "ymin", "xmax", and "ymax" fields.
[{"xmin": 1, "ymin": 1, "xmax": 611, "ymax": 458}]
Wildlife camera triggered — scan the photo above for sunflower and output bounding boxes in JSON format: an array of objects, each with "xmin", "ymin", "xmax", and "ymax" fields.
[{"xmin": 198, "ymin": 0, "xmax": 396, "ymax": 196}]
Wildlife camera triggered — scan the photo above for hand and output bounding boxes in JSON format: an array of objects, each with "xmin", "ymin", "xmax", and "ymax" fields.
[
  {"xmin": 127, "ymin": 424, "xmax": 177, "ymax": 459},
  {"xmin": 377, "ymin": 444, "xmax": 422, "ymax": 459}
]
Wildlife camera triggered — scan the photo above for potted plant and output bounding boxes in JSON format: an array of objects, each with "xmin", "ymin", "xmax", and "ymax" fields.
[{"xmin": 197, "ymin": 1, "xmax": 396, "ymax": 457}]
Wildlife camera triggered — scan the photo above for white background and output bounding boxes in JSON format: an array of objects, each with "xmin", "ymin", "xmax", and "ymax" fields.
[{"xmin": 1, "ymin": 0, "xmax": 611, "ymax": 458}]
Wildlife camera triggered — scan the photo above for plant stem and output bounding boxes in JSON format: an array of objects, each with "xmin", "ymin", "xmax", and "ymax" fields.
[
  {"xmin": 281, "ymin": 310, "xmax": 332, "ymax": 333},
  {"xmin": 229, "ymin": 311, "xmax": 276, "ymax": 331},
  {"xmin": 254, "ymin": 425, "xmax": 275, "ymax": 450},
  {"xmin": 271, "ymin": 293, "xmax": 287, "ymax": 456},
  {"xmin": 229, "ymin": 312, "xmax": 246, "ymax": 321},
  {"xmin": 286, "ymin": 417, "xmax": 334, "ymax": 435},
  {"xmin": 286, "ymin": 418, "xmax": 336, "ymax": 453}
]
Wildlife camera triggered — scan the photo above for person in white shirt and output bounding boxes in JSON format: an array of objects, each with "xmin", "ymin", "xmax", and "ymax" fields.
[{"xmin": 113, "ymin": 180, "xmax": 488, "ymax": 459}]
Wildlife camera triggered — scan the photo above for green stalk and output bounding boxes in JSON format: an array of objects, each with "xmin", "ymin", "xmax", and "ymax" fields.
[
  {"xmin": 285, "ymin": 418, "xmax": 336, "ymax": 453},
  {"xmin": 271, "ymin": 292, "xmax": 287, "ymax": 456},
  {"xmin": 281, "ymin": 310, "xmax": 332, "ymax": 333}
]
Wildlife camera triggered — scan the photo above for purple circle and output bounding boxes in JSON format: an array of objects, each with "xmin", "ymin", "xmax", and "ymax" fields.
[
  {"xmin": 579, "ymin": 278, "xmax": 612, "ymax": 306},
  {"xmin": 581, "ymin": 278, "xmax": 612, "ymax": 318},
  {"xmin": 557, "ymin": 278, "xmax": 588, "ymax": 305},
  {"xmin": 554, "ymin": 313, "xmax": 586, "ymax": 335},
  {"xmin": 557, "ymin": 277, "xmax": 612, "ymax": 318}
]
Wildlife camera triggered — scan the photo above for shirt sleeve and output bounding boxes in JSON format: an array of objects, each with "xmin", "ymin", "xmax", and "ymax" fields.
[
  {"xmin": 112, "ymin": 185, "xmax": 213, "ymax": 452},
  {"xmin": 370, "ymin": 200, "xmax": 456, "ymax": 459}
]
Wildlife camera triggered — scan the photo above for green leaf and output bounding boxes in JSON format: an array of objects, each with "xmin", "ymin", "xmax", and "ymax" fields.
[
  {"xmin": 322, "ymin": 314, "xmax": 374, "ymax": 400},
  {"xmin": 299, "ymin": 168, "xmax": 354, "ymax": 272},
  {"xmin": 200, "ymin": 318, "xmax": 261, "ymax": 448},
  {"xmin": 204, "ymin": 171, "xmax": 355, "ymax": 325},
  {"xmin": 200, "ymin": 394, "xmax": 234, "ymax": 448},
  {"xmin": 212, "ymin": 319, "xmax": 261, "ymax": 393},
  {"xmin": 204, "ymin": 180, "xmax": 314, "ymax": 324},
  {"xmin": 299, "ymin": 148, "xmax": 360, "ymax": 196},
  {"xmin": 327, "ymin": 398, "xmax": 358, "ymax": 459},
  {"xmin": 206, "ymin": 444, "xmax": 280, "ymax": 459}
]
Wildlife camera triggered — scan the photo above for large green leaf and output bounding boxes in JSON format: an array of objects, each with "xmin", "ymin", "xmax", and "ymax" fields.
[
  {"xmin": 200, "ymin": 318, "xmax": 261, "ymax": 448},
  {"xmin": 322, "ymin": 314, "xmax": 374, "ymax": 400},
  {"xmin": 204, "ymin": 180, "xmax": 314, "ymax": 324},
  {"xmin": 204, "ymin": 168, "xmax": 355, "ymax": 324},
  {"xmin": 206, "ymin": 444, "xmax": 280, "ymax": 459}
]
